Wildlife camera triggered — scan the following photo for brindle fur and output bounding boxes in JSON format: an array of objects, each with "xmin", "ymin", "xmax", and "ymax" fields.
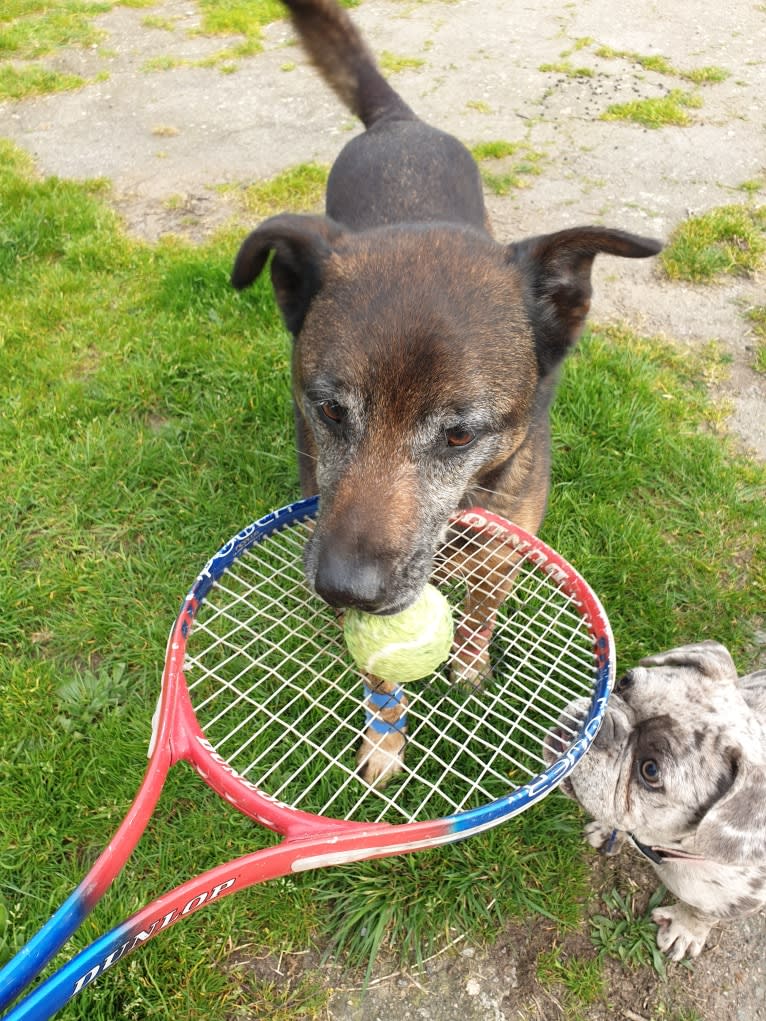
[{"xmin": 232, "ymin": 0, "xmax": 662, "ymax": 784}]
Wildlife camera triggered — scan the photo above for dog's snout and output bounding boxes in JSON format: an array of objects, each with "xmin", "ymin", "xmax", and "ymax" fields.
[{"xmin": 313, "ymin": 547, "xmax": 388, "ymax": 611}]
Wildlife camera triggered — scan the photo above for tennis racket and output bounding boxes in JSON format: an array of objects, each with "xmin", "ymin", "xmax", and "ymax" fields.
[{"xmin": 0, "ymin": 496, "xmax": 613, "ymax": 1021}]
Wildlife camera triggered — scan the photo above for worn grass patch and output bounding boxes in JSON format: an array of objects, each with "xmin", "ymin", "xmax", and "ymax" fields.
[
  {"xmin": 661, "ymin": 203, "xmax": 766, "ymax": 282},
  {"xmin": 601, "ymin": 89, "xmax": 702, "ymax": 128},
  {"xmin": 1, "ymin": 142, "xmax": 765, "ymax": 1017}
]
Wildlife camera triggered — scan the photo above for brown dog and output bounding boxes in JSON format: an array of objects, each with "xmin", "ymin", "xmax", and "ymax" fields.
[{"xmin": 232, "ymin": 0, "xmax": 661, "ymax": 785}]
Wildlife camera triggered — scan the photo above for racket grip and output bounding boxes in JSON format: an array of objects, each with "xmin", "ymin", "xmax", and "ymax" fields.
[{"xmin": 0, "ymin": 891, "xmax": 87, "ymax": 1013}]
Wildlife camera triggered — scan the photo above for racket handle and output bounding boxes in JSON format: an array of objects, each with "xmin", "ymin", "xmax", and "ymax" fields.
[{"xmin": 0, "ymin": 891, "xmax": 88, "ymax": 1013}]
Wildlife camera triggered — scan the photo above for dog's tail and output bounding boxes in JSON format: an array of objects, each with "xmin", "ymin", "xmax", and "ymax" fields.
[{"xmin": 281, "ymin": 0, "xmax": 415, "ymax": 128}]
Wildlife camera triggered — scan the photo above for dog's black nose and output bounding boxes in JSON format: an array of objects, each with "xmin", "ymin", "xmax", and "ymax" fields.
[{"xmin": 313, "ymin": 548, "xmax": 388, "ymax": 612}]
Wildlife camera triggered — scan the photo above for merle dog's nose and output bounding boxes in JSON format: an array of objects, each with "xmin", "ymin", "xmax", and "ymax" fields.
[{"xmin": 313, "ymin": 547, "xmax": 388, "ymax": 612}]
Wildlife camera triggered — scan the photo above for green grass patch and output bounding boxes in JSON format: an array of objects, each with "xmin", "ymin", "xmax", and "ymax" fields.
[
  {"xmin": 222, "ymin": 162, "xmax": 329, "ymax": 218},
  {"xmin": 0, "ymin": 0, "xmax": 112, "ymax": 60},
  {"xmin": 680, "ymin": 64, "xmax": 729, "ymax": 85},
  {"xmin": 470, "ymin": 139, "xmax": 546, "ymax": 196},
  {"xmin": 661, "ymin": 203, "xmax": 766, "ymax": 282},
  {"xmin": 1, "ymin": 142, "xmax": 765, "ymax": 1016},
  {"xmin": 601, "ymin": 89, "xmax": 702, "ymax": 128},
  {"xmin": 0, "ymin": 61, "xmax": 86, "ymax": 98}
]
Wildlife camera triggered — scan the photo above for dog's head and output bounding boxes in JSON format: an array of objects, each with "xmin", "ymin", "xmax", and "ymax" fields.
[
  {"xmin": 233, "ymin": 214, "xmax": 660, "ymax": 612},
  {"xmin": 546, "ymin": 641, "xmax": 766, "ymax": 865}
]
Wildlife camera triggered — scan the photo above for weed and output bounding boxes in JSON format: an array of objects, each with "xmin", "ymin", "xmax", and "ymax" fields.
[
  {"xmin": 55, "ymin": 663, "xmax": 131, "ymax": 739},
  {"xmin": 590, "ymin": 886, "xmax": 670, "ymax": 977},
  {"xmin": 661, "ymin": 204, "xmax": 766, "ymax": 282}
]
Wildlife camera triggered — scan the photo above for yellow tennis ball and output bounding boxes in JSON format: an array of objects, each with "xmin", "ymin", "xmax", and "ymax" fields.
[{"xmin": 344, "ymin": 583, "xmax": 454, "ymax": 683}]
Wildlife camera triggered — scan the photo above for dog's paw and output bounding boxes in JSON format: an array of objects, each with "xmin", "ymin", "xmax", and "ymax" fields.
[
  {"xmin": 652, "ymin": 904, "xmax": 713, "ymax": 961},
  {"xmin": 356, "ymin": 728, "xmax": 406, "ymax": 788},
  {"xmin": 584, "ymin": 822, "xmax": 625, "ymax": 855}
]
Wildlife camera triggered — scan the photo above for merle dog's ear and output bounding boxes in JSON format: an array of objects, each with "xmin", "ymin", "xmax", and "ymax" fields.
[
  {"xmin": 507, "ymin": 227, "xmax": 662, "ymax": 374},
  {"xmin": 696, "ymin": 754, "xmax": 766, "ymax": 864},
  {"xmin": 232, "ymin": 214, "xmax": 345, "ymax": 336},
  {"xmin": 639, "ymin": 641, "xmax": 738, "ymax": 684}
]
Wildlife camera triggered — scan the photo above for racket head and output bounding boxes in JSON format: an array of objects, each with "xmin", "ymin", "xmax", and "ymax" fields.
[{"xmin": 163, "ymin": 496, "xmax": 614, "ymax": 846}]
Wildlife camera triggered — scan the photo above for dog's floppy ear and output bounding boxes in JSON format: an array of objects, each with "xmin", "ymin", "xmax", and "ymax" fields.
[
  {"xmin": 695, "ymin": 753, "xmax": 766, "ymax": 864},
  {"xmin": 232, "ymin": 214, "xmax": 345, "ymax": 336},
  {"xmin": 638, "ymin": 641, "xmax": 738, "ymax": 684},
  {"xmin": 507, "ymin": 227, "xmax": 662, "ymax": 374}
]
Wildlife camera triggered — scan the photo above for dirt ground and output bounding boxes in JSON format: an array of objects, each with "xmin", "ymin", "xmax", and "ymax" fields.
[{"xmin": 2, "ymin": 1, "xmax": 765, "ymax": 1018}]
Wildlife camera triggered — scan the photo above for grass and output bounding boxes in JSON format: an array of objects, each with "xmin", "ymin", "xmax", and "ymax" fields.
[
  {"xmin": 539, "ymin": 60, "xmax": 594, "ymax": 78},
  {"xmin": 592, "ymin": 44, "xmax": 728, "ymax": 85},
  {"xmin": 470, "ymin": 140, "xmax": 546, "ymax": 196},
  {"xmin": 379, "ymin": 50, "xmax": 425, "ymax": 74},
  {"xmin": 1, "ymin": 142, "xmax": 766, "ymax": 1018},
  {"xmin": 536, "ymin": 944, "xmax": 604, "ymax": 1019},
  {"xmin": 661, "ymin": 203, "xmax": 766, "ymax": 282},
  {"xmin": 601, "ymin": 89, "xmax": 702, "ymax": 128},
  {"xmin": 745, "ymin": 306, "xmax": 766, "ymax": 373},
  {"xmin": 223, "ymin": 162, "xmax": 329, "ymax": 218},
  {"xmin": 0, "ymin": 0, "xmax": 289, "ymax": 98}
]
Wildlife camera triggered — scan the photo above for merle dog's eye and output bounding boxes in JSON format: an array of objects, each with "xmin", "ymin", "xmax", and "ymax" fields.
[
  {"xmin": 638, "ymin": 758, "xmax": 662, "ymax": 788},
  {"xmin": 445, "ymin": 426, "xmax": 475, "ymax": 448},
  {"xmin": 319, "ymin": 401, "xmax": 346, "ymax": 425},
  {"xmin": 615, "ymin": 672, "xmax": 633, "ymax": 694}
]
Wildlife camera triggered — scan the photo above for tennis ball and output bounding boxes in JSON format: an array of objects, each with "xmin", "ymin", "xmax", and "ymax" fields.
[{"xmin": 344, "ymin": 583, "xmax": 454, "ymax": 682}]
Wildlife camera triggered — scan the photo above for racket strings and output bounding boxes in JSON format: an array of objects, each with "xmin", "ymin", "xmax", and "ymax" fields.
[{"xmin": 186, "ymin": 516, "xmax": 596, "ymax": 824}]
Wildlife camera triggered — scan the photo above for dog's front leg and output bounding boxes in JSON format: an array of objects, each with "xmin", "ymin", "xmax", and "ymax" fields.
[
  {"xmin": 438, "ymin": 530, "xmax": 520, "ymax": 687},
  {"xmin": 356, "ymin": 676, "xmax": 408, "ymax": 788}
]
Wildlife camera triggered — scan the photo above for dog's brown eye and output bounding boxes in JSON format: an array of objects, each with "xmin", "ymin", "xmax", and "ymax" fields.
[
  {"xmin": 320, "ymin": 401, "xmax": 346, "ymax": 425},
  {"xmin": 639, "ymin": 758, "xmax": 661, "ymax": 788},
  {"xmin": 445, "ymin": 427, "xmax": 475, "ymax": 448}
]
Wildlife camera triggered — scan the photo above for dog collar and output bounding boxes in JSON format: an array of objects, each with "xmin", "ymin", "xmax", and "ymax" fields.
[{"xmin": 627, "ymin": 832, "xmax": 706, "ymax": 865}]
